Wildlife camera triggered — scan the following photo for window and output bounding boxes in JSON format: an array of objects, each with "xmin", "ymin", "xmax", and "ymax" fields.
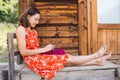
[{"xmin": 97, "ymin": 0, "xmax": 120, "ymax": 24}]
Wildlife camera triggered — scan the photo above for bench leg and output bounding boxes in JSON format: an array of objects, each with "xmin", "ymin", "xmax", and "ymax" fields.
[
  {"xmin": 2, "ymin": 70, "xmax": 8, "ymax": 80},
  {"xmin": 41, "ymin": 77, "xmax": 46, "ymax": 80}
]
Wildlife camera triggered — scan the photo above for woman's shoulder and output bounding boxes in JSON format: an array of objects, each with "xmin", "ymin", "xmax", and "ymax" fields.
[
  {"xmin": 16, "ymin": 25, "xmax": 25, "ymax": 30},
  {"xmin": 16, "ymin": 26, "xmax": 26, "ymax": 34}
]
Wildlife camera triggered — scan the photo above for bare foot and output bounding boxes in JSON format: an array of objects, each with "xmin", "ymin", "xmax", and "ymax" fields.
[
  {"xmin": 95, "ymin": 45, "xmax": 107, "ymax": 58},
  {"xmin": 96, "ymin": 52, "xmax": 112, "ymax": 66}
]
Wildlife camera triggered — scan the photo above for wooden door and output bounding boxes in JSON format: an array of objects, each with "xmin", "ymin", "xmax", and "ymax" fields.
[{"xmin": 90, "ymin": 0, "xmax": 120, "ymax": 61}]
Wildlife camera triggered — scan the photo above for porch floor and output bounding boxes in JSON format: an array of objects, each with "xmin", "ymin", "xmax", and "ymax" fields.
[{"xmin": 14, "ymin": 61, "xmax": 120, "ymax": 80}]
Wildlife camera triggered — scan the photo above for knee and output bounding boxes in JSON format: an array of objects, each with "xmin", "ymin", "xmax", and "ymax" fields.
[{"xmin": 66, "ymin": 55, "xmax": 75, "ymax": 65}]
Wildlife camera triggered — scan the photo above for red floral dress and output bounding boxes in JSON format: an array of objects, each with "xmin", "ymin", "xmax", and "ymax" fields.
[{"xmin": 23, "ymin": 28, "xmax": 69, "ymax": 80}]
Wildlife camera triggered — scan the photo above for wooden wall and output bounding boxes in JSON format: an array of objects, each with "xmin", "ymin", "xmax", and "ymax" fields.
[
  {"xmin": 19, "ymin": 0, "xmax": 89, "ymax": 56},
  {"xmin": 90, "ymin": 0, "xmax": 120, "ymax": 60},
  {"xmin": 97, "ymin": 24, "xmax": 120, "ymax": 60},
  {"xmin": 19, "ymin": 0, "xmax": 120, "ymax": 60},
  {"xmin": 35, "ymin": 0, "xmax": 79, "ymax": 55}
]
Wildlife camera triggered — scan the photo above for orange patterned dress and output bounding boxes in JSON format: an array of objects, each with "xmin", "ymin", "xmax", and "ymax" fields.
[{"xmin": 23, "ymin": 28, "xmax": 69, "ymax": 80}]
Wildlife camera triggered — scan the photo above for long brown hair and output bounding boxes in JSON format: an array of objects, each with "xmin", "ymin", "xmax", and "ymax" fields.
[{"xmin": 19, "ymin": 7, "xmax": 40, "ymax": 28}]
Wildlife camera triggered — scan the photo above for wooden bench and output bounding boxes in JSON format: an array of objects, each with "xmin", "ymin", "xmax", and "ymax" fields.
[
  {"xmin": 7, "ymin": 33, "xmax": 23, "ymax": 80},
  {"xmin": 6, "ymin": 33, "xmax": 120, "ymax": 80},
  {"xmin": 6, "ymin": 33, "xmax": 45, "ymax": 80}
]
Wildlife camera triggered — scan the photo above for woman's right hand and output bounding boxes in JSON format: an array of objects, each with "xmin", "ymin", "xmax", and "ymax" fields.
[{"xmin": 45, "ymin": 44, "xmax": 55, "ymax": 52}]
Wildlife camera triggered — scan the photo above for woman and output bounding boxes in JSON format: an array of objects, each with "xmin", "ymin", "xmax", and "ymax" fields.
[{"xmin": 16, "ymin": 7, "xmax": 111, "ymax": 80}]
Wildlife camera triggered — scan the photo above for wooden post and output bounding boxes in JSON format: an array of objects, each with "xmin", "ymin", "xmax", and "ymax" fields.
[
  {"xmin": 78, "ymin": 0, "xmax": 88, "ymax": 55},
  {"xmin": 7, "ymin": 33, "xmax": 15, "ymax": 80},
  {"xmin": 19, "ymin": 0, "xmax": 35, "ymax": 18},
  {"xmin": 87, "ymin": 0, "xmax": 92, "ymax": 54},
  {"xmin": 91, "ymin": 0, "xmax": 98, "ymax": 53},
  {"xmin": 2, "ymin": 70, "xmax": 8, "ymax": 80}
]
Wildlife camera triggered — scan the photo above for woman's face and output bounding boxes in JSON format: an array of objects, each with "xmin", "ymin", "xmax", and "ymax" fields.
[{"xmin": 28, "ymin": 13, "xmax": 40, "ymax": 27}]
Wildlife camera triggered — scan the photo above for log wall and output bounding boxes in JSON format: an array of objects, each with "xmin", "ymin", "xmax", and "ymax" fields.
[
  {"xmin": 35, "ymin": 0, "xmax": 78, "ymax": 55},
  {"xmin": 19, "ymin": 0, "xmax": 120, "ymax": 60}
]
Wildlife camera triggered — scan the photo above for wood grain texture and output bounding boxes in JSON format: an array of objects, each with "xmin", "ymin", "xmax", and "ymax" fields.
[
  {"xmin": 78, "ymin": 0, "xmax": 88, "ymax": 55},
  {"xmin": 35, "ymin": 0, "xmax": 79, "ymax": 55}
]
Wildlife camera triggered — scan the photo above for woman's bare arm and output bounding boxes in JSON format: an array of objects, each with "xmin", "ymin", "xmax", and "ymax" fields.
[{"xmin": 16, "ymin": 26, "xmax": 55, "ymax": 56}]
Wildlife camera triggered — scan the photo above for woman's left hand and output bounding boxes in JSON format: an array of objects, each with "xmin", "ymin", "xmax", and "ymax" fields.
[{"xmin": 45, "ymin": 44, "xmax": 56, "ymax": 51}]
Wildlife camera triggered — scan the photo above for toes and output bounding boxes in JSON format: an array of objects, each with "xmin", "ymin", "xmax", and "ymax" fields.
[
  {"xmin": 103, "ymin": 44, "xmax": 107, "ymax": 51},
  {"xmin": 97, "ymin": 45, "xmax": 107, "ymax": 57},
  {"xmin": 102, "ymin": 44, "xmax": 107, "ymax": 52},
  {"xmin": 107, "ymin": 51, "xmax": 112, "ymax": 57},
  {"xmin": 101, "ymin": 52, "xmax": 112, "ymax": 60}
]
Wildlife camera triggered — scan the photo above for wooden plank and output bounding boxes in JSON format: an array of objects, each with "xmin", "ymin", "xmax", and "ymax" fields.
[
  {"xmin": 78, "ymin": 0, "xmax": 88, "ymax": 55},
  {"xmin": 118, "ymin": 29, "xmax": 120, "ymax": 54},
  {"xmin": 37, "ymin": 6, "xmax": 77, "ymax": 10},
  {"xmin": 39, "ymin": 15, "xmax": 77, "ymax": 24},
  {"xmin": 19, "ymin": 68, "xmax": 115, "ymax": 80},
  {"xmin": 16, "ymin": 61, "xmax": 118, "ymax": 80},
  {"xmin": 39, "ymin": 38, "xmax": 78, "ymax": 44},
  {"xmin": 36, "ymin": 26, "xmax": 78, "ymax": 31},
  {"xmin": 16, "ymin": 61, "xmax": 118, "ymax": 72},
  {"xmin": 19, "ymin": 0, "xmax": 26, "ymax": 17},
  {"xmin": 83, "ymin": 0, "xmax": 88, "ymax": 55},
  {"xmin": 98, "ymin": 24, "xmax": 120, "ymax": 29},
  {"xmin": 35, "ymin": 2, "xmax": 77, "ymax": 6},
  {"xmin": 37, "ymin": 31, "xmax": 78, "ymax": 37},
  {"xmin": 61, "ymin": 61, "xmax": 119, "ymax": 71},
  {"xmin": 65, "ymin": 69, "xmax": 115, "ymax": 80},
  {"xmin": 21, "ymin": 74, "xmax": 40, "ymax": 80},
  {"xmin": 7, "ymin": 33, "xmax": 16, "ymax": 80},
  {"xmin": 91, "ymin": 0, "xmax": 98, "ymax": 53},
  {"xmin": 36, "ymin": 0, "xmax": 78, "ymax": 3},
  {"xmin": 97, "ymin": 29, "xmax": 102, "ymax": 52},
  {"xmin": 107, "ymin": 29, "xmax": 118, "ymax": 54},
  {"xmin": 111, "ymin": 30, "xmax": 118, "ymax": 54},
  {"xmin": 102, "ymin": 29, "xmax": 107, "ymax": 45},
  {"xmin": 109, "ymin": 55, "xmax": 120, "ymax": 60},
  {"xmin": 116, "ymin": 68, "xmax": 120, "ymax": 77},
  {"xmin": 98, "ymin": 29, "xmax": 107, "ymax": 50},
  {"xmin": 39, "ymin": 9, "xmax": 77, "ymax": 14},
  {"xmin": 27, "ymin": 0, "xmax": 35, "ymax": 7},
  {"xmin": 59, "ymin": 31, "xmax": 78, "ymax": 37},
  {"xmin": 59, "ymin": 43, "xmax": 78, "ymax": 49},
  {"xmin": 87, "ymin": 0, "xmax": 91, "ymax": 54},
  {"xmin": 19, "ymin": 0, "xmax": 35, "ymax": 17},
  {"xmin": 64, "ymin": 49, "xmax": 78, "ymax": 56},
  {"xmin": 36, "ymin": 4, "xmax": 77, "ymax": 10},
  {"xmin": 2, "ymin": 70, "xmax": 8, "ymax": 80},
  {"xmin": 106, "ymin": 29, "xmax": 113, "ymax": 53},
  {"xmin": 40, "ymin": 13, "xmax": 77, "ymax": 17},
  {"xmin": 40, "ymin": 44, "xmax": 78, "ymax": 50},
  {"xmin": 39, "ymin": 37, "xmax": 78, "ymax": 49}
]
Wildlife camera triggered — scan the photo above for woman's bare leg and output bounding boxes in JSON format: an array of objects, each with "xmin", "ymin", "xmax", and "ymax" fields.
[
  {"xmin": 65, "ymin": 45, "xmax": 107, "ymax": 66},
  {"xmin": 79, "ymin": 52, "xmax": 112, "ymax": 66}
]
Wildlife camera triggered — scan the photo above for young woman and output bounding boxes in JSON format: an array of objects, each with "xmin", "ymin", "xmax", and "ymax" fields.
[{"xmin": 16, "ymin": 7, "xmax": 111, "ymax": 80}]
